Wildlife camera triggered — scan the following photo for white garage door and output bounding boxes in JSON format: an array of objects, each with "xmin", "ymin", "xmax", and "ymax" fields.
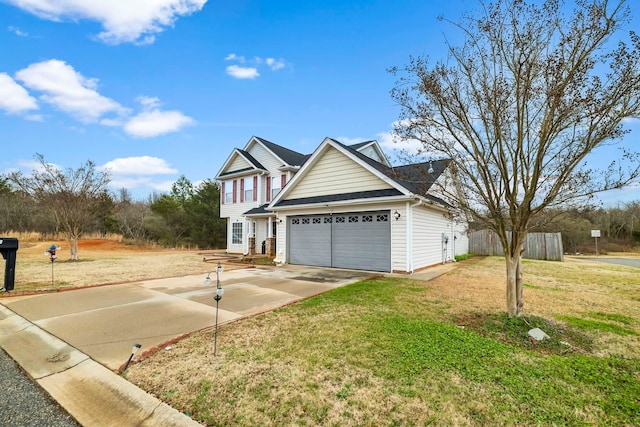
[{"xmin": 288, "ymin": 211, "xmax": 391, "ymax": 272}]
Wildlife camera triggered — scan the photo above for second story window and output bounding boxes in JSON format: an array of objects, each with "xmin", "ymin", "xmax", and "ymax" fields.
[
  {"xmin": 271, "ymin": 176, "xmax": 282, "ymax": 200},
  {"xmin": 244, "ymin": 177, "xmax": 253, "ymax": 202},
  {"xmin": 225, "ymin": 187, "xmax": 233, "ymax": 203}
]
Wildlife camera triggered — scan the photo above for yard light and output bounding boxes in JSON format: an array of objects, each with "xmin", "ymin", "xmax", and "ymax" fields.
[
  {"xmin": 121, "ymin": 343, "xmax": 142, "ymax": 373},
  {"xmin": 211, "ymin": 262, "xmax": 224, "ymax": 356}
]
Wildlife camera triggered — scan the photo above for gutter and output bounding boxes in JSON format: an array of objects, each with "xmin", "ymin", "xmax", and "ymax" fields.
[{"xmin": 269, "ymin": 195, "xmax": 410, "ymax": 212}]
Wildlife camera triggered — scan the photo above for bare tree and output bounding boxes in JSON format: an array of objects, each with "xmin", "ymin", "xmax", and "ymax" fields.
[
  {"xmin": 6, "ymin": 154, "xmax": 111, "ymax": 260},
  {"xmin": 391, "ymin": 0, "xmax": 640, "ymax": 316}
]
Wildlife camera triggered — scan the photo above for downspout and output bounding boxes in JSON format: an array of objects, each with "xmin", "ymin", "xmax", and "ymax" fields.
[{"xmin": 451, "ymin": 216, "xmax": 456, "ymax": 261}]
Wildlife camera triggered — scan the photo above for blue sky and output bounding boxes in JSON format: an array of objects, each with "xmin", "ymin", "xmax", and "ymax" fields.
[{"xmin": 0, "ymin": 0, "xmax": 638, "ymax": 204}]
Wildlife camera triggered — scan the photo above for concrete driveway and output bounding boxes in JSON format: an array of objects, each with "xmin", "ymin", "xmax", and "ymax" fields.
[
  {"xmin": 580, "ymin": 257, "xmax": 640, "ymax": 268},
  {"xmin": 0, "ymin": 265, "xmax": 375, "ymax": 370}
]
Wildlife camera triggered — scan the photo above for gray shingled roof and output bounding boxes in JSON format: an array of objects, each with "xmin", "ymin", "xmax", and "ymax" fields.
[
  {"xmin": 237, "ymin": 149, "xmax": 267, "ymax": 170},
  {"xmin": 243, "ymin": 204, "xmax": 271, "ymax": 216},
  {"xmin": 334, "ymin": 139, "xmax": 450, "ymax": 196},
  {"xmin": 254, "ymin": 136, "xmax": 310, "ymax": 167}
]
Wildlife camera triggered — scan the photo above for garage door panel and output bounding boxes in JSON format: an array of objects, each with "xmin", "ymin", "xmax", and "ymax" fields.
[
  {"xmin": 288, "ymin": 211, "xmax": 390, "ymax": 272},
  {"xmin": 332, "ymin": 213, "xmax": 390, "ymax": 271},
  {"xmin": 288, "ymin": 218, "xmax": 331, "ymax": 267}
]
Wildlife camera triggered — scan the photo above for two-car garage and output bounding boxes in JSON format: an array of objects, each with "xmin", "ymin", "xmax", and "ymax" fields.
[{"xmin": 287, "ymin": 210, "xmax": 391, "ymax": 272}]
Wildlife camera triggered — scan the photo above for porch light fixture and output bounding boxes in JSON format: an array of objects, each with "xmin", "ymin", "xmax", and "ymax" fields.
[
  {"xmin": 428, "ymin": 162, "xmax": 434, "ymax": 174},
  {"xmin": 393, "ymin": 210, "xmax": 401, "ymax": 221}
]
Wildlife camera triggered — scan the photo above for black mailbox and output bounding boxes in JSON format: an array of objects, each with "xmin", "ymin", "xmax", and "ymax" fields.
[{"xmin": 0, "ymin": 237, "xmax": 18, "ymax": 292}]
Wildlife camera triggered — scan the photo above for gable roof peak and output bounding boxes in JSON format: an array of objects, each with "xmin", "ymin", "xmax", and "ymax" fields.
[{"xmin": 249, "ymin": 136, "xmax": 309, "ymax": 167}]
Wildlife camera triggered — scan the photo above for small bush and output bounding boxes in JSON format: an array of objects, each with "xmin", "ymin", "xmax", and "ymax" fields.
[{"xmin": 455, "ymin": 253, "xmax": 475, "ymax": 262}]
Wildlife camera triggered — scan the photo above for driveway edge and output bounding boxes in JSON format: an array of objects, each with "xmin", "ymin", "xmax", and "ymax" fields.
[{"xmin": 0, "ymin": 305, "xmax": 201, "ymax": 427}]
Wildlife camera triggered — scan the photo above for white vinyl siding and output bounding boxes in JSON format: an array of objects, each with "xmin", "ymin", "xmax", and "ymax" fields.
[
  {"xmin": 391, "ymin": 205, "xmax": 408, "ymax": 272},
  {"xmin": 357, "ymin": 145, "xmax": 386, "ymax": 164},
  {"xmin": 412, "ymin": 206, "xmax": 451, "ymax": 269},
  {"xmin": 228, "ymin": 155, "xmax": 250, "ymax": 171},
  {"xmin": 286, "ymin": 147, "xmax": 392, "ymax": 199}
]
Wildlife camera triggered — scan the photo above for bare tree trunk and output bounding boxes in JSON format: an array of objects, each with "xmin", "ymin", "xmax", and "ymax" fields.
[
  {"xmin": 516, "ymin": 254, "xmax": 524, "ymax": 315},
  {"xmin": 66, "ymin": 234, "xmax": 80, "ymax": 260},
  {"xmin": 505, "ymin": 255, "xmax": 519, "ymax": 316},
  {"xmin": 505, "ymin": 240, "xmax": 525, "ymax": 317}
]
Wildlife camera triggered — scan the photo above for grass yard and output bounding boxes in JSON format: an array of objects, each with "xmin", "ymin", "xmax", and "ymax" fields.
[
  {"xmin": 5, "ymin": 239, "xmax": 229, "ymax": 292},
  {"xmin": 126, "ymin": 256, "xmax": 640, "ymax": 426}
]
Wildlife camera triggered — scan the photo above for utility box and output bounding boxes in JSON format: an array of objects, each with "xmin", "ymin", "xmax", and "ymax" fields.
[{"xmin": 0, "ymin": 237, "xmax": 18, "ymax": 291}]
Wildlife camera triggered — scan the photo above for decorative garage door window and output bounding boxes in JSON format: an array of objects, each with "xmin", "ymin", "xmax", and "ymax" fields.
[{"xmin": 287, "ymin": 211, "xmax": 391, "ymax": 272}]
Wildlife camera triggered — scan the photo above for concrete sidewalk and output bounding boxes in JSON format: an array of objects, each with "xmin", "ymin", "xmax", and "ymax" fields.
[{"xmin": 0, "ymin": 263, "xmax": 453, "ymax": 426}]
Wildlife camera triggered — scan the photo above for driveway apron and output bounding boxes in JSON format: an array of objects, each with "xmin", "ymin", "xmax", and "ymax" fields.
[{"xmin": 0, "ymin": 265, "xmax": 374, "ymax": 370}]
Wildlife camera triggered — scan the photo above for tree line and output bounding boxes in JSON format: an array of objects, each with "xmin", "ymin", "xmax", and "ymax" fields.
[
  {"xmin": 1, "ymin": 155, "xmax": 226, "ymax": 259},
  {"xmin": 529, "ymin": 202, "xmax": 640, "ymax": 254}
]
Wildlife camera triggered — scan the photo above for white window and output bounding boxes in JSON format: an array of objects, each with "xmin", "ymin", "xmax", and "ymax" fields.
[
  {"xmin": 244, "ymin": 177, "xmax": 253, "ymax": 202},
  {"xmin": 225, "ymin": 189, "xmax": 233, "ymax": 204},
  {"xmin": 232, "ymin": 223, "xmax": 243, "ymax": 245},
  {"xmin": 271, "ymin": 176, "xmax": 281, "ymax": 200}
]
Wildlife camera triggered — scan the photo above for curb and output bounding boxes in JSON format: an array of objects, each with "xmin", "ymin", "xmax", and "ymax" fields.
[{"xmin": 0, "ymin": 305, "xmax": 201, "ymax": 427}]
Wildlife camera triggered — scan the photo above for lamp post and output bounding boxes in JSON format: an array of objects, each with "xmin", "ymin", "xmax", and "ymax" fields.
[{"xmin": 205, "ymin": 263, "xmax": 224, "ymax": 356}]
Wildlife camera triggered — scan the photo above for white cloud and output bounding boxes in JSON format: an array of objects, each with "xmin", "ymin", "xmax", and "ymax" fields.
[
  {"xmin": 15, "ymin": 59, "xmax": 127, "ymax": 122},
  {"xmin": 6, "ymin": 59, "xmax": 193, "ymax": 138},
  {"xmin": 226, "ymin": 65, "xmax": 260, "ymax": 79},
  {"xmin": 137, "ymin": 95, "xmax": 161, "ymax": 109},
  {"xmin": 0, "ymin": 72, "xmax": 39, "ymax": 114},
  {"xmin": 225, "ymin": 53, "xmax": 245, "ymax": 62},
  {"xmin": 224, "ymin": 54, "xmax": 287, "ymax": 79},
  {"xmin": 3, "ymin": 0, "xmax": 207, "ymax": 45},
  {"xmin": 336, "ymin": 136, "xmax": 368, "ymax": 145},
  {"xmin": 265, "ymin": 58, "xmax": 285, "ymax": 70},
  {"xmin": 124, "ymin": 109, "xmax": 195, "ymax": 138},
  {"xmin": 377, "ymin": 123, "xmax": 425, "ymax": 154},
  {"xmin": 101, "ymin": 156, "xmax": 178, "ymax": 175},
  {"xmin": 8, "ymin": 25, "xmax": 28, "ymax": 36}
]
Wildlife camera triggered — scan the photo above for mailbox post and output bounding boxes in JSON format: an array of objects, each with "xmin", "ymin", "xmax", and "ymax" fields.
[
  {"xmin": 45, "ymin": 244, "xmax": 58, "ymax": 287},
  {"xmin": 0, "ymin": 237, "xmax": 18, "ymax": 292},
  {"xmin": 591, "ymin": 230, "xmax": 600, "ymax": 257}
]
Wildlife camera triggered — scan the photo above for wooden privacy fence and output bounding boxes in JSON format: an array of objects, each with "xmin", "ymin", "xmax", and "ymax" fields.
[{"xmin": 469, "ymin": 230, "xmax": 564, "ymax": 261}]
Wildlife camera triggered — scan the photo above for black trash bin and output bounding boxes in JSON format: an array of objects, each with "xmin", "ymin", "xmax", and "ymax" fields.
[
  {"xmin": 261, "ymin": 240, "xmax": 266, "ymax": 255},
  {"xmin": 0, "ymin": 237, "xmax": 18, "ymax": 291}
]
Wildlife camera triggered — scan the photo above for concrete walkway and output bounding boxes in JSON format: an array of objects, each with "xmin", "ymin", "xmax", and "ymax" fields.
[{"xmin": 0, "ymin": 263, "xmax": 454, "ymax": 426}]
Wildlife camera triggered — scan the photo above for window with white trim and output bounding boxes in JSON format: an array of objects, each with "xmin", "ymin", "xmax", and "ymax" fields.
[
  {"xmin": 271, "ymin": 176, "xmax": 281, "ymax": 200},
  {"xmin": 232, "ymin": 223, "xmax": 243, "ymax": 245},
  {"xmin": 244, "ymin": 177, "xmax": 253, "ymax": 202},
  {"xmin": 224, "ymin": 183, "xmax": 233, "ymax": 203}
]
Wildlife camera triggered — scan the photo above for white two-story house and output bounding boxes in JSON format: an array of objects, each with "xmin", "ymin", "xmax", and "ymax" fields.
[{"xmin": 216, "ymin": 136, "xmax": 468, "ymax": 273}]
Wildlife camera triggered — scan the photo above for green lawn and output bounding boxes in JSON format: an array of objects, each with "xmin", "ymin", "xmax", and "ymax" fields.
[{"xmin": 127, "ymin": 257, "xmax": 640, "ymax": 426}]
